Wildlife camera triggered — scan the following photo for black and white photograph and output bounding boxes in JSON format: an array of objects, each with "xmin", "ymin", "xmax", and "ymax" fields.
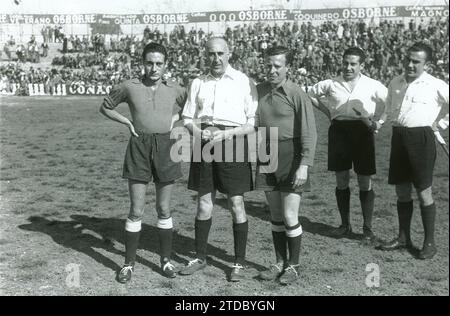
[{"xmin": 0, "ymin": 0, "xmax": 448, "ymax": 298}]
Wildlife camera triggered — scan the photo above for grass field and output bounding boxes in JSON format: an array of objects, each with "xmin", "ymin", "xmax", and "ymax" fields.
[{"xmin": 0, "ymin": 96, "xmax": 448, "ymax": 296}]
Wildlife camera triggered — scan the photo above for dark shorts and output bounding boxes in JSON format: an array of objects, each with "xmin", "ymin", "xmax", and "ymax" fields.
[
  {"xmin": 388, "ymin": 126, "xmax": 436, "ymax": 191},
  {"xmin": 255, "ymin": 138, "xmax": 311, "ymax": 193},
  {"xmin": 188, "ymin": 125, "xmax": 253, "ymax": 196},
  {"xmin": 123, "ymin": 131, "xmax": 182, "ymax": 183},
  {"xmin": 328, "ymin": 120, "xmax": 376, "ymax": 175}
]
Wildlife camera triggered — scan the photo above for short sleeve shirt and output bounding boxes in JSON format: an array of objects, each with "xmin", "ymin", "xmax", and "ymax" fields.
[{"xmin": 102, "ymin": 77, "xmax": 187, "ymax": 133}]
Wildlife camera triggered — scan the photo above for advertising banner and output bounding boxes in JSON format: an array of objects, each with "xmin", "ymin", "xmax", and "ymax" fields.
[{"xmin": 0, "ymin": 6, "xmax": 448, "ymax": 25}]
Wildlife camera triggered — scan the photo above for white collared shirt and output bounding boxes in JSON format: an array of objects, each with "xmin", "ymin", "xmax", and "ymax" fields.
[
  {"xmin": 182, "ymin": 65, "xmax": 258, "ymax": 127},
  {"xmin": 386, "ymin": 72, "xmax": 449, "ymax": 128},
  {"xmin": 308, "ymin": 74, "xmax": 388, "ymax": 120}
]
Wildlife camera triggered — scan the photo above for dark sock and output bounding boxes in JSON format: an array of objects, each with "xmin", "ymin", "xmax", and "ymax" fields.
[
  {"xmin": 286, "ymin": 223, "xmax": 302, "ymax": 266},
  {"xmin": 158, "ymin": 228, "xmax": 173, "ymax": 263},
  {"xmin": 420, "ymin": 203, "xmax": 436, "ymax": 246},
  {"xmin": 233, "ymin": 221, "xmax": 248, "ymax": 265},
  {"xmin": 271, "ymin": 221, "xmax": 287, "ymax": 263},
  {"xmin": 195, "ymin": 218, "xmax": 212, "ymax": 261},
  {"xmin": 336, "ymin": 187, "xmax": 351, "ymax": 227},
  {"xmin": 360, "ymin": 190, "xmax": 375, "ymax": 233},
  {"xmin": 125, "ymin": 231, "xmax": 140, "ymax": 265},
  {"xmin": 397, "ymin": 200, "xmax": 413, "ymax": 243}
]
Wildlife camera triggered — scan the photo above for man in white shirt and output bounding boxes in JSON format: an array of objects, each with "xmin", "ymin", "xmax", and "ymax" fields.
[
  {"xmin": 378, "ymin": 42, "xmax": 449, "ymax": 260},
  {"xmin": 308, "ymin": 47, "xmax": 388, "ymax": 244},
  {"xmin": 180, "ymin": 37, "xmax": 258, "ymax": 281}
]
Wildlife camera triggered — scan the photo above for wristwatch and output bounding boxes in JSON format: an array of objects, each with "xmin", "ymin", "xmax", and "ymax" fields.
[{"xmin": 378, "ymin": 119, "xmax": 385, "ymax": 126}]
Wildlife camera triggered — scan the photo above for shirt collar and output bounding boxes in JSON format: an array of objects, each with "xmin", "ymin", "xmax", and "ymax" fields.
[
  {"xmin": 133, "ymin": 76, "xmax": 176, "ymax": 87},
  {"xmin": 207, "ymin": 65, "xmax": 237, "ymax": 80},
  {"xmin": 261, "ymin": 79, "xmax": 296, "ymax": 97},
  {"xmin": 401, "ymin": 71, "xmax": 430, "ymax": 84},
  {"xmin": 278, "ymin": 79, "xmax": 296, "ymax": 96}
]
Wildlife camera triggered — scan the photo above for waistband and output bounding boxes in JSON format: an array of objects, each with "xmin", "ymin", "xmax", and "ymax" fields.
[
  {"xmin": 392, "ymin": 126, "xmax": 432, "ymax": 131},
  {"xmin": 134, "ymin": 130, "xmax": 172, "ymax": 136},
  {"xmin": 331, "ymin": 119, "xmax": 366, "ymax": 125},
  {"xmin": 201, "ymin": 123, "xmax": 238, "ymax": 130}
]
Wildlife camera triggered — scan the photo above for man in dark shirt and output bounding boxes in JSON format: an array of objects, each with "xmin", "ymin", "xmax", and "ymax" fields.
[
  {"xmin": 255, "ymin": 46, "xmax": 317, "ymax": 285},
  {"xmin": 99, "ymin": 43, "xmax": 187, "ymax": 283}
]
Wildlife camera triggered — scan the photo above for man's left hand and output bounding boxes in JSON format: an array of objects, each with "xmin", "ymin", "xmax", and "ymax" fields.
[
  {"xmin": 292, "ymin": 165, "xmax": 308, "ymax": 189},
  {"xmin": 361, "ymin": 118, "xmax": 381, "ymax": 133}
]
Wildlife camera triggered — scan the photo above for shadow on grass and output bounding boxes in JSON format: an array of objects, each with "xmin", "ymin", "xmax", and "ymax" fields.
[
  {"xmin": 18, "ymin": 214, "xmax": 265, "ymax": 279},
  {"xmin": 300, "ymin": 217, "xmax": 363, "ymax": 241},
  {"xmin": 215, "ymin": 197, "xmax": 362, "ymax": 241}
]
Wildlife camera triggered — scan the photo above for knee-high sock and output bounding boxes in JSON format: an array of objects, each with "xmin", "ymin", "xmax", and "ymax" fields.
[
  {"xmin": 286, "ymin": 223, "xmax": 303, "ymax": 266},
  {"xmin": 420, "ymin": 203, "xmax": 436, "ymax": 246},
  {"xmin": 336, "ymin": 188, "xmax": 350, "ymax": 227},
  {"xmin": 233, "ymin": 221, "xmax": 248, "ymax": 265},
  {"xmin": 125, "ymin": 218, "xmax": 141, "ymax": 265},
  {"xmin": 271, "ymin": 221, "xmax": 287, "ymax": 263},
  {"xmin": 360, "ymin": 190, "xmax": 375, "ymax": 233},
  {"xmin": 157, "ymin": 217, "xmax": 173, "ymax": 263},
  {"xmin": 397, "ymin": 200, "xmax": 413, "ymax": 243},
  {"xmin": 195, "ymin": 218, "xmax": 212, "ymax": 260}
]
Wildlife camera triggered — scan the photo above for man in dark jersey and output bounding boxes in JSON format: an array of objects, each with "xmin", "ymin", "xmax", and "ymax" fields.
[
  {"xmin": 255, "ymin": 46, "xmax": 317, "ymax": 285},
  {"xmin": 99, "ymin": 42, "xmax": 187, "ymax": 283}
]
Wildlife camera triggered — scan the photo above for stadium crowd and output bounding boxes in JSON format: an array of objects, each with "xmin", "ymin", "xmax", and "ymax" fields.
[{"xmin": 1, "ymin": 18, "xmax": 448, "ymax": 95}]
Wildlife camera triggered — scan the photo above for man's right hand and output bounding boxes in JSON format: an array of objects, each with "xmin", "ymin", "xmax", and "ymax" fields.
[{"xmin": 127, "ymin": 122, "xmax": 139, "ymax": 137}]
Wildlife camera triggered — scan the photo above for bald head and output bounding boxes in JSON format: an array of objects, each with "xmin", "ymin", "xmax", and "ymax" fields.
[
  {"xmin": 206, "ymin": 37, "xmax": 230, "ymax": 77},
  {"xmin": 206, "ymin": 37, "xmax": 229, "ymax": 53}
]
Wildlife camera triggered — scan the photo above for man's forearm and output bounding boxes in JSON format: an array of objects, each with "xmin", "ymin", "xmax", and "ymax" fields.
[
  {"xmin": 228, "ymin": 123, "xmax": 256, "ymax": 137},
  {"xmin": 310, "ymin": 97, "xmax": 331, "ymax": 119},
  {"xmin": 99, "ymin": 105, "xmax": 132, "ymax": 126},
  {"xmin": 183, "ymin": 120, "xmax": 202, "ymax": 136}
]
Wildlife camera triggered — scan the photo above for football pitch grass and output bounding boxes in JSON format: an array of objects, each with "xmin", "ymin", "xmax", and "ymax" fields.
[{"xmin": 0, "ymin": 96, "xmax": 448, "ymax": 296}]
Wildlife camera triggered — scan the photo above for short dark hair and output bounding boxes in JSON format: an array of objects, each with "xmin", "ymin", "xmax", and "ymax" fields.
[
  {"xmin": 265, "ymin": 46, "xmax": 292, "ymax": 65},
  {"xmin": 408, "ymin": 42, "xmax": 433, "ymax": 62},
  {"xmin": 142, "ymin": 42, "xmax": 167, "ymax": 62},
  {"xmin": 343, "ymin": 47, "xmax": 366, "ymax": 64}
]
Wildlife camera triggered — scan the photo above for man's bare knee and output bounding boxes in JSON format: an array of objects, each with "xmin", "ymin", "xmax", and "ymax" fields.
[
  {"xmin": 270, "ymin": 211, "xmax": 284, "ymax": 223},
  {"xmin": 336, "ymin": 171, "xmax": 350, "ymax": 190},
  {"xmin": 197, "ymin": 196, "xmax": 213, "ymax": 220},
  {"xmin": 396, "ymin": 184, "xmax": 412, "ymax": 202},
  {"xmin": 357, "ymin": 175, "xmax": 372, "ymax": 191},
  {"xmin": 417, "ymin": 187, "xmax": 434, "ymax": 206},
  {"xmin": 228, "ymin": 195, "xmax": 247, "ymax": 223},
  {"xmin": 128, "ymin": 207, "xmax": 144, "ymax": 222},
  {"xmin": 156, "ymin": 205, "xmax": 171, "ymax": 219},
  {"xmin": 283, "ymin": 209, "xmax": 299, "ymax": 227}
]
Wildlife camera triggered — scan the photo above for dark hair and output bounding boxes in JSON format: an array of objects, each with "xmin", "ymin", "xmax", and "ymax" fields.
[
  {"xmin": 265, "ymin": 46, "xmax": 292, "ymax": 65},
  {"xmin": 408, "ymin": 42, "xmax": 433, "ymax": 61},
  {"xmin": 142, "ymin": 42, "xmax": 167, "ymax": 62},
  {"xmin": 343, "ymin": 47, "xmax": 366, "ymax": 64}
]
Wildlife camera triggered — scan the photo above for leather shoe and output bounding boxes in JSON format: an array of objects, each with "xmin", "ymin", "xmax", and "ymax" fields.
[
  {"xmin": 361, "ymin": 229, "xmax": 381, "ymax": 247},
  {"xmin": 376, "ymin": 238, "xmax": 412, "ymax": 251},
  {"xmin": 418, "ymin": 243, "xmax": 437, "ymax": 260},
  {"xmin": 329, "ymin": 225, "xmax": 352, "ymax": 238},
  {"xmin": 229, "ymin": 263, "xmax": 246, "ymax": 282}
]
